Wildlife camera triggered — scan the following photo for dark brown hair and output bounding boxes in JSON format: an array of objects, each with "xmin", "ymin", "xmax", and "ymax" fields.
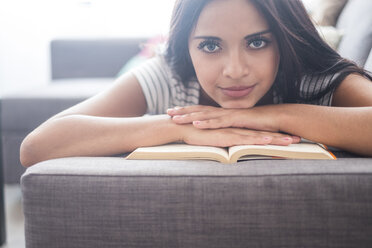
[{"xmin": 165, "ymin": 0, "xmax": 371, "ymax": 103}]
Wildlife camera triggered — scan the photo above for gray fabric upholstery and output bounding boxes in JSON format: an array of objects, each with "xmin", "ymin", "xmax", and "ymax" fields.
[
  {"xmin": 336, "ymin": 0, "xmax": 372, "ymax": 67},
  {"xmin": 2, "ymin": 80, "xmax": 109, "ymax": 131},
  {"xmin": 22, "ymin": 157, "xmax": 372, "ymax": 248},
  {"xmin": 51, "ymin": 38, "xmax": 147, "ymax": 79}
]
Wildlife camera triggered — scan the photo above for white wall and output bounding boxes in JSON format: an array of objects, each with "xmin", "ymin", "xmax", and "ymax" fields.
[{"xmin": 0, "ymin": 0, "xmax": 174, "ymax": 93}]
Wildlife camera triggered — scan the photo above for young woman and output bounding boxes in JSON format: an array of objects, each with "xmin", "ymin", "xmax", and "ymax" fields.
[{"xmin": 20, "ymin": 0, "xmax": 372, "ymax": 167}]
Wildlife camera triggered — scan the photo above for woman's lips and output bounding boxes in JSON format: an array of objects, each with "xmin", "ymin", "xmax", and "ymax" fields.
[{"xmin": 220, "ymin": 85, "xmax": 256, "ymax": 98}]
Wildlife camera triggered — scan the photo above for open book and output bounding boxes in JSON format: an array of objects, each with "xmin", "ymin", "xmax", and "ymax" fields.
[{"xmin": 126, "ymin": 142, "xmax": 336, "ymax": 163}]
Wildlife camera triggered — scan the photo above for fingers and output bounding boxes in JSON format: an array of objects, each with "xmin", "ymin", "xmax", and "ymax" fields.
[
  {"xmin": 169, "ymin": 106, "xmax": 302, "ymax": 146},
  {"xmin": 211, "ymin": 129, "xmax": 293, "ymax": 146},
  {"xmin": 168, "ymin": 106, "xmax": 228, "ymax": 125},
  {"xmin": 169, "ymin": 107, "xmax": 248, "ymax": 130},
  {"xmin": 291, "ymin": 136, "xmax": 302, "ymax": 143},
  {"xmin": 186, "ymin": 129, "xmax": 273, "ymax": 147},
  {"xmin": 267, "ymin": 135, "xmax": 302, "ymax": 145},
  {"xmin": 167, "ymin": 105, "xmax": 213, "ymax": 116},
  {"xmin": 185, "ymin": 126, "xmax": 301, "ymax": 147},
  {"xmin": 232, "ymin": 134, "xmax": 273, "ymax": 146},
  {"xmin": 172, "ymin": 112, "xmax": 209, "ymax": 124},
  {"xmin": 193, "ymin": 117, "xmax": 232, "ymax": 129},
  {"xmin": 269, "ymin": 136, "xmax": 293, "ymax": 146},
  {"xmin": 233, "ymin": 129, "xmax": 300, "ymax": 146},
  {"xmin": 192, "ymin": 120, "xmax": 300, "ymax": 145},
  {"xmin": 222, "ymin": 132, "xmax": 292, "ymax": 147}
]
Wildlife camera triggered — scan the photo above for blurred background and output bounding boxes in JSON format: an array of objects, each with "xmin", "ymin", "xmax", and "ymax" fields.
[
  {"xmin": 0, "ymin": 0, "xmax": 319, "ymax": 93},
  {"xmin": 0, "ymin": 0, "xmax": 175, "ymax": 93}
]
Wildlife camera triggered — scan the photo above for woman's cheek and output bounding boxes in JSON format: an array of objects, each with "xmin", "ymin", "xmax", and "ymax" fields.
[
  {"xmin": 194, "ymin": 59, "xmax": 218, "ymax": 86},
  {"xmin": 190, "ymin": 51, "xmax": 221, "ymax": 95}
]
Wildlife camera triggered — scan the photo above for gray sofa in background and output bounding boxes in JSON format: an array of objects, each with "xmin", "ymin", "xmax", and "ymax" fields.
[
  {"xmin": 335, "ymin": 0, "xmax": 372, "ymax": 69},
  {"xmin": 1, "ymin": 38, "xmax": 147, "ymax": 184},
  {"xmin": 10, "ymin": 0, "xmax": 372, "ymax": 247}
]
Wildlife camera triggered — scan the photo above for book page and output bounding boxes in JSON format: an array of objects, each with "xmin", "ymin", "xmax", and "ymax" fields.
[
  {"xmin": 228, "ymin": 143, "xmax": 335, "ymax": 162},
  {"xmin": 126, "ymin": 144, "xmax": 230, "ymax": 163}
]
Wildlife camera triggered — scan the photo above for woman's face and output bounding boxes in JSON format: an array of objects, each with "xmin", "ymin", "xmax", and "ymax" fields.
[{"xmin": 188, "ymin": 0, "xmax": 280, "ymax": 108}]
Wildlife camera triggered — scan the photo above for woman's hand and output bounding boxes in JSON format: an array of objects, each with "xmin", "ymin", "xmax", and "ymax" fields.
[
  {"xmin": 167, "ymin": 105, "xmax": 279, "ymax": 131},
  {"xmin": 180, "ymin": 124, "xmax": 300, "ymax": 147},
  {"xmin": 168, "ymin": 105, "xmax": 301, "ymax": 145}
]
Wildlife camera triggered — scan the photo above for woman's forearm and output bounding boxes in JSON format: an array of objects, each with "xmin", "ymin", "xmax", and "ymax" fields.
[
  {"xmin": 277, "ymin": 104, "xmax": 372, "ymax": 156},
  {"xmin": 20, "ymin": 114, "xmax": 182, "ymax": 167}
]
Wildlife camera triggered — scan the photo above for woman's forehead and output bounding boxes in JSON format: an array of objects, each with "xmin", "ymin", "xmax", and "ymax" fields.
[{"xmin": 192, "ymin": 0, "xmax": 269, "ymax": 37}]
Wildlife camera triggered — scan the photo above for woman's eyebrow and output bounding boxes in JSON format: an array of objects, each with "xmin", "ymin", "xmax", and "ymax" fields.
[
  {"xmin": 244, "ymin": 30, "xmax": 271, "ymax": 40},
  {"xmin": 193, "ymin": 30, "xmax": 271, "ymax": 40},
  {"xmin": 193, "ymin": 36, "xmax": 221, "ymax": 40}
]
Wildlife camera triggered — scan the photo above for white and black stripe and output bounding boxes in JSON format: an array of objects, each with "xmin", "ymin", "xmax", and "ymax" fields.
[
  {"xmin": 131, "ymin": 56, "xmax": 200, "ymax": 114},
  {"xmin": 274, "ymin": 73, "xmax": 339, "ymax": 106}
]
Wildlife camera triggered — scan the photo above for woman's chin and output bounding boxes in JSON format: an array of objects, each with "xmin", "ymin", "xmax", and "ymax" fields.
[{"xmin": 219, "ymin": 100, "xmax": 256, "ymax": 109}]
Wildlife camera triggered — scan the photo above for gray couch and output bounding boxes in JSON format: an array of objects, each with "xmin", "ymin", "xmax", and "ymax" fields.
[
  {"xmin": 21, "ymin": 157, "xmax": 372, "ymax": 248},
  {"xmin": 1, "ymin": 38, "xmax": 147, "ymax": 184},
  {"xmin": 18, "ymin": 0, "xmax": 372, "ymax": 247}
]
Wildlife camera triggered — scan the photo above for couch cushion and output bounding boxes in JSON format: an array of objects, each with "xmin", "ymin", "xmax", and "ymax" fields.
[
  {"xmin": 22, "ymin": 157, "xmax": 372, "ymax": 248},
  {"xmin": 336, "ymin": 0, "xmax": 372, "ymax": 67},
  {"xmin": 1, "ymin": 80, "xmax": 110, "ymax": 131},
  {"xmin": 2, "ymin": 132, "xmax": 28, "ymax": 184},
  {"xmin": 51, "ymin": 38, "xmax": 147, "ymax": 79},
  {"xmin": 311, "ymin": 0, "xmax": 348, "ymax": 26},
  {"xmin": 316, "ymin": 25, "xmax": 344, "ymax": 50}
]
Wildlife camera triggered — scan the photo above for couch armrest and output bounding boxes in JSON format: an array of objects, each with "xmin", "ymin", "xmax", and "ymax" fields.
[{"xmin": 22, "ymin": 157, "xmax": 372, "ymax": 248}]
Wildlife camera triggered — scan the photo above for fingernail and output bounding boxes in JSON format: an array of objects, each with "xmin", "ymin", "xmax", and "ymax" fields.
[
  {"xmin": 193, "ymin": 121, "xmax": 201, "ymax": 125},
  {"xmin": 283, "ymin": 137, "xmax": 291, "ymax": 141},
  {"xmin": 173, "ymin": 115, "xmax": 182, "ymax": 120},
  {"xmin": 167, "ymin": 108, "xmax": 174, "ymax": 113},
  {"xmin": 264, "ymin": 137, "xmax": 271, "ymax": 141},
  {"xmin": 174, "ymin": 106, "xmax": 181, "ymax": 110}
]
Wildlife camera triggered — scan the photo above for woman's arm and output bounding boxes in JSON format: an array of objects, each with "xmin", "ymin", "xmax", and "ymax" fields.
[
  {"xmin": 169, "ymin": 104, "xmax": 372, "ymax": 156},
  {"xmin": 281, "ymin": 73, "xmax": 372, "ymax": 155},
  {"xmin": 20, "ymin": 72, "xmax": 151, "ymax": 167},
  {"xmin": 21, "ymin": 111, "xmax": 291, "ymax": 167},
  {"xmin": 20, "ymin": 72, "xmax": 294, "ymax": 167},
  {"xmin": 272, "ymin": 104, "xmax": 372, "ymax": 155},
  {"xmin": 284, "ymin": 73, "xmax": 372, "ymax": 155},
  {"xmin": 168, "ymin": 74, "xmax": 372, "ymax": 156},
  {"xmin": 20, "ymin": 114, "xmax": 183, "ymax": 167}
]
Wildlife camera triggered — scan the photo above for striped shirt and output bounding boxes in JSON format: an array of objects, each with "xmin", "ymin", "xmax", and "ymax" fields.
[
  {"xmin": 273, "ymin": 73, "xmax": 338, "ymax": 106},
  {"xmin": 131, "ymin": 56, "xmax": 338, "ymax": 114}
]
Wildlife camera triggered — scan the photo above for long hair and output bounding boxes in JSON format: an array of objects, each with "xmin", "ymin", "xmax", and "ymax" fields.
[
  {"xmin": 165, "ymin": 0, "xmax": 212, "ymax": 83},
  {"xmin": 165, "ymin": 0, "xmax": 372, "ymax": 103}
]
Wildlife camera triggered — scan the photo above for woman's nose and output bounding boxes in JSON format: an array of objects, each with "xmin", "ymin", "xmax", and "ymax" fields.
[{"xmin": 222, "ymin": 52, "xmax": 249, "ymax": 79}]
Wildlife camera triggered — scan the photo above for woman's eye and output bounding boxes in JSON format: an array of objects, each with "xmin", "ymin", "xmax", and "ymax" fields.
[
  {"xmin": 198, "ymin": 41, "xmax": 221, "ymax": 53},
  {"xmin": 248, "ymin": 39, "xmax": 267, "ymax": 49}
]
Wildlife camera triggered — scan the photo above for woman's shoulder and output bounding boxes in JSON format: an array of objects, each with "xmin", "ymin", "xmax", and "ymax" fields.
[
  {"xmin": 130, "ymin": 55, "xmax": 175, "ymax": 80},
  {"xmin": 128, "ymin": 54, "xmax": 200, "ymax": 114},
  {"xmin": 131, "ymin": 54, "xmax": 200, "ymax": 89}
]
